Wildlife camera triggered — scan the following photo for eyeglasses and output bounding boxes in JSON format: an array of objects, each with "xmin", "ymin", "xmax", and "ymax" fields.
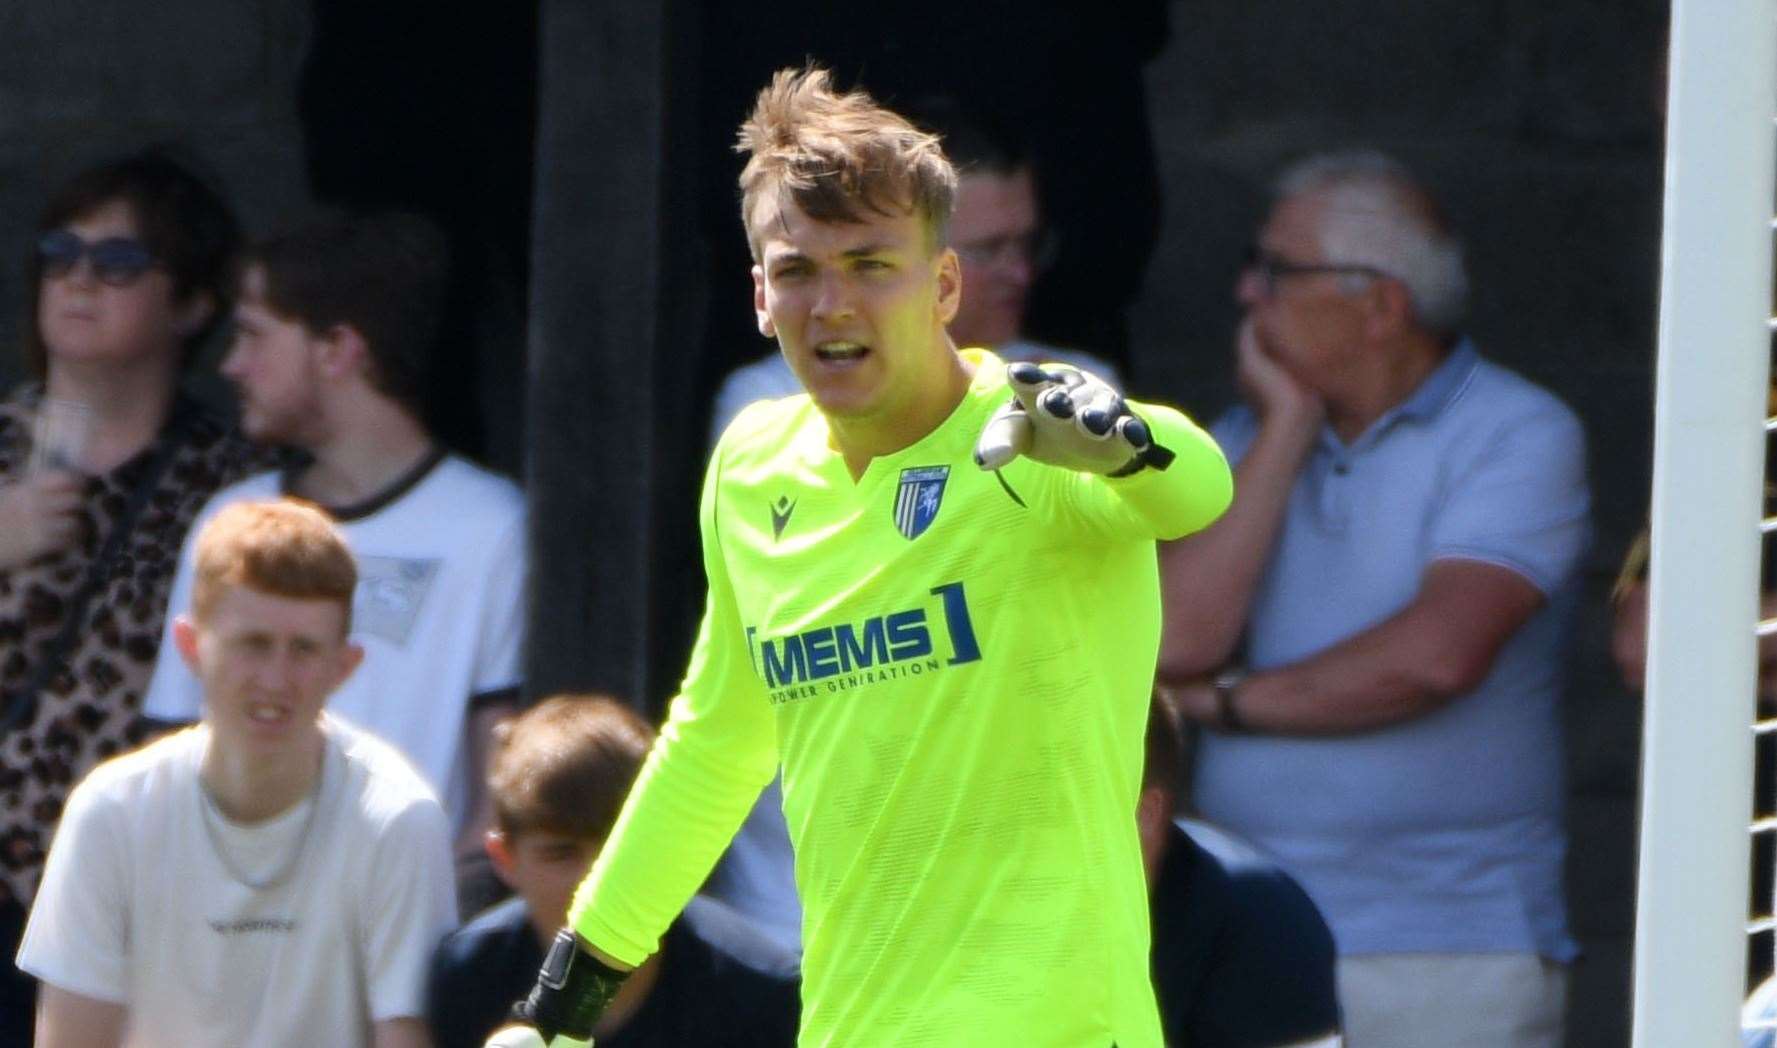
[
  {"xmin": 954, "ymin": 229, "xmax": 1057, "ymax": 273},
  {"xmin": 1243, "ymin": 245, "xmax": 1386, "ymax": 297},
  {"xmin": 37, "ymin": 230, "xmax": 160, "ymax": 287}
]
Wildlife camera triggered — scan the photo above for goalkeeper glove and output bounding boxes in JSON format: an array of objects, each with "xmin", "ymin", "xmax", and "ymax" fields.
[
  {"xmin": 973, "ymin": 362, "xmax": 1175, "ymax": 475},
  {"xmin": 483, "ymin": 929, "xmax": 630, "ymax": 1048}
]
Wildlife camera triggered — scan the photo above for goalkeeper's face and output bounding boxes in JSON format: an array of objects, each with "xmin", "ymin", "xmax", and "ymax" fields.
[{"xmin": 751, "ymin": 198, "xmax": 962, "ymax": 426}]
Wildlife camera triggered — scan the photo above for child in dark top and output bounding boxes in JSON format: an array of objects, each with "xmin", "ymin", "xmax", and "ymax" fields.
[
  {"xmin": 426, "ymin": 695, "xmax": 799, "ymax": 1048},
  {"xmin": 1142, "ymin": 690, "xmax": 1343, "ymax": 1047}
]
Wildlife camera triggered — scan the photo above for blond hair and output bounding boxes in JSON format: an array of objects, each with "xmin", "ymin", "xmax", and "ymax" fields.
[
  {"xmin": 736, "ymin": 66, "xmax": 957, "ymax": 258},
  {"xmin": 190, "ymin": 499, "xmax": 357, "ymax": 630}
]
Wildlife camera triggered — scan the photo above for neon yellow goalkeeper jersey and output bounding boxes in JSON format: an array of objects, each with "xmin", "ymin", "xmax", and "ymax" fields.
[{"xmin": 572, "ymin": 350, "xmax": 1232, "ymax": 1047}]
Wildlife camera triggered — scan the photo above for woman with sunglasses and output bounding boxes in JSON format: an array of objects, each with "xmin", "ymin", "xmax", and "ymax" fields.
[{"xmin": 0, "ymin": 149, "xmax": 272, "ymax": 1041}]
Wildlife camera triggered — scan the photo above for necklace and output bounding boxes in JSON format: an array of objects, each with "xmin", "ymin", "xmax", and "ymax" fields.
[{"xmin": 197, "ymin": 763, "xmax": 326, "ymax": 893}]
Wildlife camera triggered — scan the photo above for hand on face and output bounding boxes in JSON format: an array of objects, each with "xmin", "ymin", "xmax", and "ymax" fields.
[
  {"xmin": 0, "ymin": 470, "xmax": 85, "ymax": 570},
  {"xmin": 1235, "ymin": 317, "xmax": 1323, "ymax": 429}
]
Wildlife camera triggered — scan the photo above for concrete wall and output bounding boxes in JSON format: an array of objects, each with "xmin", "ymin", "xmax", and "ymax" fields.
[
  {"xmin": 0, "ymin": 1, "xmax": 313, "ymax": 389},
  {"xmin": 1131, "ymin": 4, "xmax": 1672, "ymax": 1045}
]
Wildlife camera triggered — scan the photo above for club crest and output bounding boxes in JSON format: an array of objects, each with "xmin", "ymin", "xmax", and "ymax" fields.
[{"xmin": 894, "ymin": 466, "xmax": 949, "ymax": 540}]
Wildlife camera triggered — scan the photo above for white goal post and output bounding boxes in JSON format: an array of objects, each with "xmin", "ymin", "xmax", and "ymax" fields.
[{"xmin": 1632, "ymin": 1, "xmax": 1776, "ymax": 1044}]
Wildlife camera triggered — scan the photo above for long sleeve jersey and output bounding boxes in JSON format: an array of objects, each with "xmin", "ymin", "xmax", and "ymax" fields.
[{"xmin": 571, "ymin": 350, "xmax": 1232, "ymax": 1047}]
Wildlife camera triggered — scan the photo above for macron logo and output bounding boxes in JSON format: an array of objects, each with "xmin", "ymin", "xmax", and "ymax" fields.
[{"xmin": 770, "ymin": 495, "xmax": 797, "ymax": 541}]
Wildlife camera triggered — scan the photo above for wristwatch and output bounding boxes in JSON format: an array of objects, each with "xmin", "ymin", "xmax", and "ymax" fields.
[{"xmin": 1213, "ymin": 666, "xmax": 1248, "ymax": 733}]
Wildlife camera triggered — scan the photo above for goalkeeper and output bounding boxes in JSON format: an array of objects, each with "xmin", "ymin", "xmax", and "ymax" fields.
[{"xmin": 492, "ymin": 65, "xmax": 1232, "ymax": 1048}]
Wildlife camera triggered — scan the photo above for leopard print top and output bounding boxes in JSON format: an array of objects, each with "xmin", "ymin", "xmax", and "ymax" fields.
[{"xmin": 0, "ymin": 386, "xmax": 274, "ymax": 906}]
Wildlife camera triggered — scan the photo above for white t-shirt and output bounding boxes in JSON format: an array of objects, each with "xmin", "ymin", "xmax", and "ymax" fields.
[
  {"xmin": 18, "ymin": 717, "xmax": 458, "ymax": 1048},
  {"xmin": 143, "ymin": 453, "xmax": 527, "ymax": 832}
]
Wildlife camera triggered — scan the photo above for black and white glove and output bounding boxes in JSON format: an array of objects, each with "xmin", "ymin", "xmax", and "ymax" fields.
[
  {"xmin": 483, "ymin": 930, "xmax": 630, "ymax": 1048},
  {"xmin": 973, "ymin": 362, "xmax": 1175, "ymax": 475}
]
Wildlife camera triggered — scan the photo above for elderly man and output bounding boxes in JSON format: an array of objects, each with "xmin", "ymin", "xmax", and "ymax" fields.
[{"xmin": 1158, "ymin": 152, "xmax": 1590, "ymax": 1048}]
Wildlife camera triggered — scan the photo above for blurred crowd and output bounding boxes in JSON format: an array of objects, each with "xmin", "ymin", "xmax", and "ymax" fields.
[{"xmin": 0, "ymin": 59, "xmax": 1701, "ymax": 1048}]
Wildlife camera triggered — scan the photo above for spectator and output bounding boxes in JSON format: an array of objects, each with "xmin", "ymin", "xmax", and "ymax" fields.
[
  {"xmin": 700, "ymin": 100, "xmax": 1125, "ymax": 968},
  {"xmin": 427, "ymin": 695, "xmax": 799, "ymax": 1048},
  {"xmin": 141, "ymin": 212, "xmax": 528, "ymax": 891},
  {"xmin": 708, "ymin": 96, "xmax": 1120, "ymax": 441},
  {"xmin": 1158, "ymin": 151, "xmax": 1591, "ymax": 1048},
  {"xmin": 0, "ymin": 149, "xmax": 272, "ymax": 1043},
  {"xmin": 18, "ymin": 499, "xmax": 456, "ymax": 1047},
  {"xmin": 1141, "ymin": 690, "xmax": 1340, "ymax": 1047}
]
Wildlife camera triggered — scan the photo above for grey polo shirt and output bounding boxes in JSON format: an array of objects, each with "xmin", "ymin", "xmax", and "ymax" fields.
[{"xmin": 1193, "ymin": 340, "xmax": 1590, "ymax": 961}]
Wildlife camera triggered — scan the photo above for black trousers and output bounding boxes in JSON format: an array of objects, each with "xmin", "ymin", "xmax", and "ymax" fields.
[{"xmin": 1, "ymin": 897, "xmax": 35, "ymax": 1045}]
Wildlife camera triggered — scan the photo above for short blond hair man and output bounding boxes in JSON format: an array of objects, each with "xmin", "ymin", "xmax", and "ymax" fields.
[
  {"xmin": 493, "ymin": 67, "xmax": 1232, "ymax": 1048},
  {"xmin": 20, "ymin": 500, "xmax": 457, "ymax": 1048}
]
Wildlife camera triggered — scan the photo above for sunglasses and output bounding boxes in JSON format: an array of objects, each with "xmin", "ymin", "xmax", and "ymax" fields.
[
  {"xmin": 37, "ymin": 229, "xmax": 160, "ymax": 287},
  {"xmin": 1243, "ymin": 244, "xmax": 1387, "ymax": 297}
]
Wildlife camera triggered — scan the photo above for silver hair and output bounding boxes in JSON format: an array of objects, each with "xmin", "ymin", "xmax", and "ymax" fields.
[{"xmin": 1274, "ymin": 151, "xmax": 1469, "ymax": 334}]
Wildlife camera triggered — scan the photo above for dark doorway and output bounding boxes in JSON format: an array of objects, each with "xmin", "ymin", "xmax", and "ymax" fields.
[{"xmin": 298, "ymin": 0, "xmax": 539, "ymax": 474}]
